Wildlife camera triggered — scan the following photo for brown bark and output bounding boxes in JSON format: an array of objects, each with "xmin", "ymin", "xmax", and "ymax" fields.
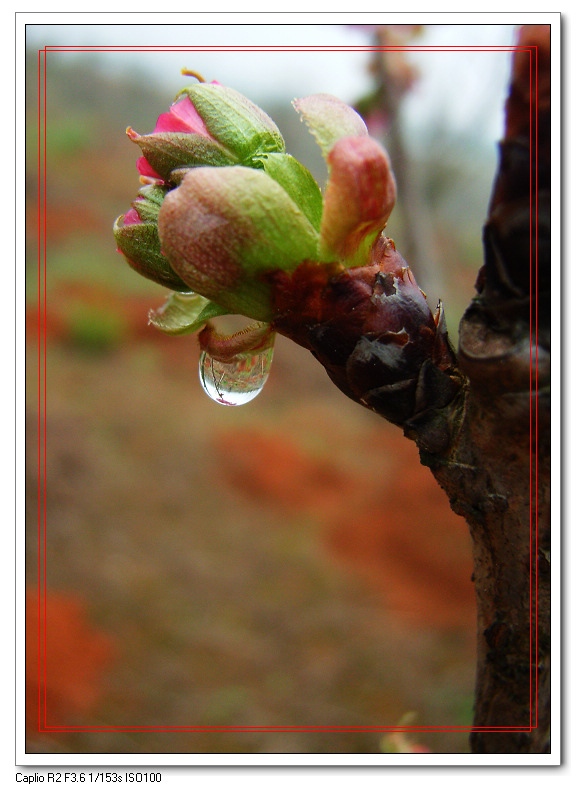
[
  {"xmin": 451, "ymin": 23, "xmax": 551, "ymax": 753},
  {"xmin": 269, "ymin": 25, "xmax": 551, "ymax": 753}
]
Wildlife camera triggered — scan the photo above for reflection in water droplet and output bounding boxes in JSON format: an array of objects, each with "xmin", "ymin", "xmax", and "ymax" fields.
[{"xmin": 199, "ymin": 345, "xmax": 274, "ymax": 406}]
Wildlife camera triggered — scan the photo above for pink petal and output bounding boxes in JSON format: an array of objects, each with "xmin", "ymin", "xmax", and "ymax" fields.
[
  {"xmin": 154, "ymin": 97, "xmax": 212, "ymax": 136},
  {"xmin": 122, "ymin": 207, "xmax": 142, "ymax": 226},
  {"xmin": 136, "ymin": 155, "xmax": 163, "ymax": 181}
]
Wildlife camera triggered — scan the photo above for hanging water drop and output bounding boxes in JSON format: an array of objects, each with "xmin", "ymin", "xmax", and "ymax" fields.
[{"xmin": 199, "ymin": 344, "xmax": 274, "ymax": 406}]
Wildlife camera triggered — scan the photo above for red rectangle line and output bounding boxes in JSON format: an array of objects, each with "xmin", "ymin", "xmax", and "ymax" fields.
[{"xmin": 37, "ymin": 40, "xmax": 538, "ymax": 737}]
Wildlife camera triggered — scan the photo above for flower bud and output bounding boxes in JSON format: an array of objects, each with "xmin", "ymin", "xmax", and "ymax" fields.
[
  {"xmin": 115, "ymin": 81, "xmax": 459, "ymax": 432},
  {"xmin": 114, "ymin": 184, "xmax": 190, "ymax": 291},
  {"xmin": 126, "ymin": 83, "xmax": 286, "ymax": 186},
  {"xmin": 116, "ymin": 79, "xmax": 301, "ymax": 326},
  {"xmin": 293, "ymin": 93, "xmax": 396, "ymax": 267},
  {"xmin": 157, "ymin": 165, "xmax": 320, "ymax": 320},
  {"xmin": 153, "ymin": 89, "xmax": 397, "ymax": 322},
  {"xmin": 176, "ymin": 83, "xmax": 286, "ymax": 162}
]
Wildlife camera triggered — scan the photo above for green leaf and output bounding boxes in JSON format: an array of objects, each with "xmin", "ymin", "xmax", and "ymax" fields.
[
  {"xmin": 255, "ymin": 153, "xmax": 323, "ymax": 232},
  {"xmin": 148, "ymin": 291, "xmax": 229, "ymax": 335}
]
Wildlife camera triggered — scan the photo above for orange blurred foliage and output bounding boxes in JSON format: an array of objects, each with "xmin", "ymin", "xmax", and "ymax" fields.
[
  {"xmin": 214, "ymin": 426, "xmax": 475, "ymax": 629},
  {"xmin": 26, "ymin": 588, "xmax": 115, "ymax": 731}
]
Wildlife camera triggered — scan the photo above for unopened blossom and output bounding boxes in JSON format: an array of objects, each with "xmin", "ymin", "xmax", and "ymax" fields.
[{"xmin": 115, "ymin": 78, "xmax": 456, "ymax": 425}]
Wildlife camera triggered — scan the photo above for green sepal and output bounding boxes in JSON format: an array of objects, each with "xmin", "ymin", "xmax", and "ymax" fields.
[
  {"xmin": 254, "ymin": 153, "xmax": 323, "ymax": 232},
  {"xmin": 217, "ymin": 279, "xmax": 274, "ymax": 323},
  {"xmin": 148, "ymin": 291, "xmax": 229, "ymax": 335},
  {"xmin": 293, "ymin": 93, "xmax": 368, "ymax": 158},
  {"xmin": 158, "ymin": 166, "xmax": 320, "ymax": 322},
  {"xmin": 113, "ymin": 216, "xmax": 191, "ymax": 292},
  {"xmin": 132, "ymin": 184, "xmax": 166, "ymax": 223},
  {"xmin": 177, "ymin": 84, "xmax": 286, "ymax": 163},
  {"xmin": 133, "ymin": 132, "xmax": 238, "ymax": 182}
]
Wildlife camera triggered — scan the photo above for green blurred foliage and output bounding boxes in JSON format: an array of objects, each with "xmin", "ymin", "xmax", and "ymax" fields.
[{"xmin": 64, "ymin": 302, "xmax": 128, "ymax": 353}]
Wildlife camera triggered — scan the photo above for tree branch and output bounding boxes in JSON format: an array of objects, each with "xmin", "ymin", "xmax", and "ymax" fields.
[{"xmin": 454, "ymin": 23, "xmax": 551, "ymax": 753}]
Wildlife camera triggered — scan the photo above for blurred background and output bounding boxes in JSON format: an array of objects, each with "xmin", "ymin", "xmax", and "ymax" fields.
[{"xmin": 25, "ymin": 23, "xmax": 516, "ymax": 754}]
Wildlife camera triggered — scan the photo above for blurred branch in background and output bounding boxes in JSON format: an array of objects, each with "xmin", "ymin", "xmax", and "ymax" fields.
[{"xmin": 352, "ymin": 25, "xmax": 444, "ymax": 297}]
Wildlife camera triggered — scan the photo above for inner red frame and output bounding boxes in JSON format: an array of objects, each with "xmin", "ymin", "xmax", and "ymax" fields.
[{"xmin": 34, "ymin": 41, "xmax": 539, "ymax": 738}]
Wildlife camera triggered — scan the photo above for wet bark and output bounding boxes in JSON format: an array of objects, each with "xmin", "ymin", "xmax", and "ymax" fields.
[{"xmin": 270, "ymin": 25, "xmax": 551, "ymax": 753}]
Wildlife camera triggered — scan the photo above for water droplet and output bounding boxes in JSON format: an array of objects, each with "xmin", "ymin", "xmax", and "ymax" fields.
[{"xmin": 199, "ymin": 345, "xmax": 274, "ymax": 406}]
